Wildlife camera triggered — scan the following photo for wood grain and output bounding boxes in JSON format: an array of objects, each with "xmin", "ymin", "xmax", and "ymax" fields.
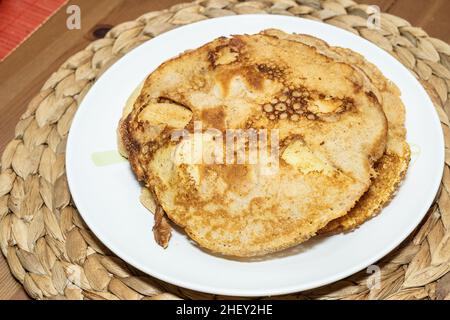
[{"xmin": 0, "ymin": 0, "xmax": 449, "ymax": 300}]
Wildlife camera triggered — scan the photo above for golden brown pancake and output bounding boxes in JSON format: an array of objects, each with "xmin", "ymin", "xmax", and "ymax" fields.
[
  {"xmin": 119, "ymin": 31, "xmax": 389, "ymax": 256},
  {"xmin": 260, "ymin": 30, "xmax": 410, "ymax": 233}
]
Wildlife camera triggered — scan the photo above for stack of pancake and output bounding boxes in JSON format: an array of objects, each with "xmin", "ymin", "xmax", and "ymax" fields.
[{"xmin": 118, "ymin": 30, "xmax": 410, "ymax": 257}]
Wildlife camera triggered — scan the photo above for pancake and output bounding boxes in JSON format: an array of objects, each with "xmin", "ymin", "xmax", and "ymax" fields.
[
  {"xmin": 118, "ymin": 81, "xmax": 144, "ymax": 158},
  {"xmin": 260, "ymin": 30, "xmax": 410, "ymax": 233},
  {"xmin": 119, "ymin": 31, "xmax": 388, "ymax": 256}
]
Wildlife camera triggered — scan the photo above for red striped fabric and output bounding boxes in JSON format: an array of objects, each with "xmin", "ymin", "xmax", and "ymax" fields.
[{"xmin": 0, "ymin": 0, "xmax": 68, "ymax": 61}]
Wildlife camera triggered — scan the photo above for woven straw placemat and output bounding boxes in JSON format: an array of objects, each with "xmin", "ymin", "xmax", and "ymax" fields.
[{"xmin": 1, "ymin": 0, "xmax": 450, "ymax": 300}]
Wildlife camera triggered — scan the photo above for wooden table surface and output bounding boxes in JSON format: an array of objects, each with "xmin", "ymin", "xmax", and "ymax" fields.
[{"xmin": 0, "ymin": 0, "xmax": 449, "ymax": 300}]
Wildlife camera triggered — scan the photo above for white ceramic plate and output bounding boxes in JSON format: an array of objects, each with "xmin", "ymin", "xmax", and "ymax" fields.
[{"xmin": 66, "ymin": 15, "xmax": 444, "ymax": 297}]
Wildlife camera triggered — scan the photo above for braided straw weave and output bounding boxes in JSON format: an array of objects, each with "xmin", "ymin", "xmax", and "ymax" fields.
[{"xmin": 1, "ymin": 0, "xmax": 450, "ymax": 300}]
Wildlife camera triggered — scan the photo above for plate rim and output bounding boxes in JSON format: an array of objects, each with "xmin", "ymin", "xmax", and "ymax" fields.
[{"xmin": 66, "ymin": 14, "xmax": 445, "ymax": 297}]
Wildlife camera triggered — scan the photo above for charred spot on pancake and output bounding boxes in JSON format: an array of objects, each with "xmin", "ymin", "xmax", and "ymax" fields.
[
  {"xmin": 201, "ymin": 106, "xmax": 226, "ymax": 131},
  {"xmin": 156, "ymin": 93, "xmax": 189, "ymax": 106},
  {"xmin": 366, "ymin": 91, "xmax": 379, "ymax": 104},
  {"xmin": 120, "ymin": 114, "xmax": 141, "ymax": 160},
  {"xmin": 243, "ymin": 65, "xmax": 265, "ymax": 90},
  {"xmin": 353, "ymin": 82, "xmax": 363, "ymax": 94},
  {"xmin": 256, "ymin": 63, "xmax": 285, "ymax": 80},
  {"xmin": 215, "ymin": 64, "xmax": 266, "ymax": 96},
  {"xmin": 229, "ymin": 37, "xmax": 245, "ymax": 51},
  {"xmin": 208, "ymin": 39, "xmax": 242, "ymax": 68},
  {"xmin": 142, "ymin": 126, "xmax": 174, "ymax": 157}
]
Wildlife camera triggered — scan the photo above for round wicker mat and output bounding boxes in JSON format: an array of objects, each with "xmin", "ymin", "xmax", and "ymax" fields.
[{"xmin": 1, "ymin": 0, "xmax": 450, "ymax": 300}]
